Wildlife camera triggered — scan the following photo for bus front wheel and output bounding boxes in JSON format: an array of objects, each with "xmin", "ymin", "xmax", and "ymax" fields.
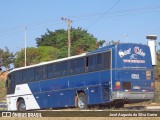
[
  {"xmin": 75, "ymin": 92, "xmax": 87, "ymax": 109},
  {"xmin": 18, "ymin": 99, "xmax": 26, "ymax": 111}
]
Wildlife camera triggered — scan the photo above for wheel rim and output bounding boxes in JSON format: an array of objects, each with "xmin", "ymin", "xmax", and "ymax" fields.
[
  {"xmin": 78, "ymin": 96, "xmax": 86, "ymax": 109},
  {"xmin": 19, "ymin": 102, "xmax": 26, "ymax": 111}
]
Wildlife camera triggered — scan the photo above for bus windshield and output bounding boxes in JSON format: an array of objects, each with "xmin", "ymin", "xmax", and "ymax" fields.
[{"xmin": 117, "ymin": 44, "xmax": 152, "ymax": 68}]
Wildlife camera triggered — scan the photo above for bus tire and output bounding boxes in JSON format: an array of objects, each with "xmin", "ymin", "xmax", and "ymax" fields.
[
  {"xmin": 114, "ymin": 102, "xmax": 124, "ymax": 108},
  {"xmin": 76, "ymin": 92, "xmax": 87, "ymax": 109},
  {"xmin": 17, "ymin": 99, "xmax": 26, "ymax": 111}
]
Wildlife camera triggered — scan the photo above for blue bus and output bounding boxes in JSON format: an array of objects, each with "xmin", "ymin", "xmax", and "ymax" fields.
[{"xmin": 6, "ymin": 43, "xmax": 154, "ymax": 111}]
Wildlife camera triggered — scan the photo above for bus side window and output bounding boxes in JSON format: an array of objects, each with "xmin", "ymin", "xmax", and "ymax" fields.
[
  {"xmin": 35, "ymin": 67, "xmax": 40, "ymax": 81},
  {"xmin": 55, "ymin": 63, "xmax": 61, "ymax": 77},
  {"xmin": 47, "ymin": 64, "xmax": 54, "ymax": 79},
  {"xmin": 97, "ymin": 54, "xmax": 102, "ymax": 70},
  {"xmin": 85, "ymin": 57, "xmax": 89, "ymax": 72},
  {"xmin": 93, "ymin": 55, "xmax": 97, "ymax": 71},
  {"xmin": 69, "ymin": 59, "xmax": 77, "ymax": 75},
  {"xmin": 61, "ymin": 61, "xmax": 68, "ymax": 76},
  {"xmin": 42, "ymin": 66, "xmax": 46, "ymax": 80},
  {"xmin": 40, "ymin": 66, "xmax": 45, "ymax": 80},
  {"xmin": 88, "ymin": 56, "xmax": 94, "ymax": 72},
  {"xmin": 103, "ymin": 51, "xmax": 111, "ymax": 69},
  {"xmin": 28, "ymin": 68, "xmax": 34, "ymax": 82},
  {"xmin": 35, "ymin": 66, "xmax": 46, "ymax": 81},
  {"xmin": 10, "ymin": 73, "xmax": 15, "ymax": 87},
  {"xmin": 16, "ymin": 71, "xmax": 22, "ymax": 84},
  {"xmin": 77, "ymin": 58, "xmax": 85, "ymax": 73},
  {"xmin": 22, "ymin": 70, "xmax": 28, "ymax": 83}
]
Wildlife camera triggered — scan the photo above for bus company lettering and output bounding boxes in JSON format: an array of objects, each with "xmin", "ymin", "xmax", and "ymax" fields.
[
  {"xmin": 118, "ymin": 48, "xmax": 131, "ymax": 58},
  {"xmin": 134, "ymin": 47, "xmax": 146, "ymax": 57},
  {"xmin": 119, "ymin": 46, "xmax": 146, "ymax": 63},
  {"xmin": 119, "ymin": 47, "xmax": 146, "ymax": 58},
  {"xmin": 123, "ymin": 59, "xmax": 145, "ymax": 63}
]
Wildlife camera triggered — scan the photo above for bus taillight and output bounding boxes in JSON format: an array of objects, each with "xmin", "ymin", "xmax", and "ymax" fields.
[
  {"xmin": 146, "ymin": 70, "xmax": 151, "ymax": 80},
  {"xmin": 151, "ymin": 82, "xmax": 154, "ymax": 89},
  {"xmin": 115, "ymin": 82, "xmax": 120, "ymax": 90}
]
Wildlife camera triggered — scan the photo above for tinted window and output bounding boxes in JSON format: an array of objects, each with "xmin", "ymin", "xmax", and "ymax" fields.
[
  {"xmin": 61, "ymin": 61, "xmax": 68, "ymax": 76},
  {"xmin": 55, "ymin": 63, "xmax": 61, "ymax": 77},
  {"xmin": 88, "ymin": 56, "xmax": 94, "ymax": 72},
  {"xmin": 22, "ymin": 70, "xmax": 28, "ymax": 83},
  {"xmin": 77, "ymin": 58, "xmax": 85, "ymax": 73},
  {"xmin": 35, "ymin": 66, "xmax": 45, "ymax": 81},
  {"xmin": 15, "ymin": 71, "xmax": 22, "ymax": 84},
  {"xmin": 103, "ymin": 51, "xmax": 111, "ymax": 69},
  {"xmin": 69, "ymin": 59, "xmax": 77, "ymax": 75},
  {"xmin": 10, "ymin": 73, "xmax": 15, "ymax": 87},
  {"xmin": 96, "ymin": 54, "xmax": 103, "ymax": 70},
  {"xmin": 28, "ymin": 68, "xmax": 34, "ymax": 82},
  {"xmin": 86, "ymin": 57, "xmax": 88, "ymax": 68},
  {"xmin": 43, "ymin": 66, "xmax": 47, "ymax": 79},
  {"xmin": 47, "ymin": 64, "xmax": 54, "ymax": 78},
  {"xmin": 35, "ymin": 67, "xmax": 39, "ymax": 81}
]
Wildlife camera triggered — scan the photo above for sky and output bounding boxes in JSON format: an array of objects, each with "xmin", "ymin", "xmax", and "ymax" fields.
[{"xmin": 0, "ymin": 0, "xmax": 160, "ymax": 53}]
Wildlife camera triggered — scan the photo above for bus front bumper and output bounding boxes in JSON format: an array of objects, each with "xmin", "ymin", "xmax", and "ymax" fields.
[{"xmin": 112, "ymin": 91, "xmax": 154, "ymax": 100}]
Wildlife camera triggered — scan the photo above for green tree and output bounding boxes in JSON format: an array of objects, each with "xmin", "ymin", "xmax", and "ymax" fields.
[
  {"xmin": 36, "ymin": 27, "xmax": 105, "ymax": 58},
  {"xmin": 38, "ymin": 46, "xmax": 60, "ymax": 62},
  {"xmin": 14, "ymin": 46, "xmax": 59, "ymax": 68},
  {"xmin": 0, "ymin": 47, "xmax": 14, "ymax": 69}
]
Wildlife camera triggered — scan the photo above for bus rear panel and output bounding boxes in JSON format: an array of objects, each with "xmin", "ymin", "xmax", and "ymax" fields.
[{"xmin": 111, "ymin": 44, "xmax": 154, "ymax": 102}]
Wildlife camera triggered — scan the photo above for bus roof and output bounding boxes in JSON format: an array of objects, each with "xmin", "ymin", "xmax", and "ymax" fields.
[{"xmin": 9, "ymin": 52, "xmax": 87, "ymax": 74}]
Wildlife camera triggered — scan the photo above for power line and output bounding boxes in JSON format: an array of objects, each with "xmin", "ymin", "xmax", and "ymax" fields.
[
  {"xmin": 86, "ymin": 0, "xmax": 121, "ymax": 29},
  {"xmin": 75, "ymin": 8, "xmax": 160, "ymax": 21},
  {"xmin": 67, "ymin": 6, "xmax": 160, "ymax": 21},
  {"xmin": 69, "ymin": 5, "xmax": 160, "ymax": 23}
]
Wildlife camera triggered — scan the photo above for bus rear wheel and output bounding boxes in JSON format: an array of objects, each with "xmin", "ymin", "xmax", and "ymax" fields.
[
  {"xmin": 18, "ymin": 99, "xmax": 26, "ymax": 111},
  {"xmin": 75, "ymin": 92, "xmax": 87, "ymax": 109}
]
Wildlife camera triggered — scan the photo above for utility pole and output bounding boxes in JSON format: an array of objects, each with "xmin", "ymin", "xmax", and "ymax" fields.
[
  {"xmin": 61, "ymin": 17, "xmax": 72, "ymax": 57},
  {"xmin": 24, "ymin": 27, "xmax": 27, "ymax": 67}
]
